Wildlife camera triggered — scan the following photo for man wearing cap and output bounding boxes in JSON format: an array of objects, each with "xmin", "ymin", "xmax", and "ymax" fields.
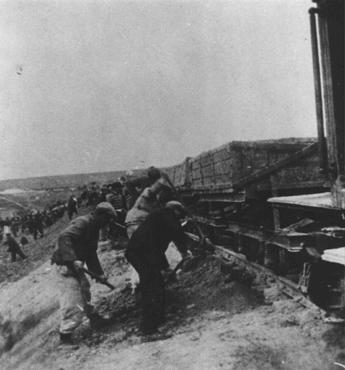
[
  {"xmin": 67, "ymin": 195, "xmax": 79, "ymax": 220},
  {"xmin": 125, "ymin": 201, "xmax": 190, "ymax": 335},
  {"xmin": 51, "ymin": 202, "xmax": 116, "ymax": 344},
  {"xmin": 124, "ymin": 166, "xmax": 163, "ymax": 210},
  {"xmin": 125, "ymin": 171, "xmax": 173, "ymax": 238}
]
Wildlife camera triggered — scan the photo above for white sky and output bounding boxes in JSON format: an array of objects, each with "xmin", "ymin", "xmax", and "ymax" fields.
[{"xmin": 0, "ymin": 0, "xmax": 316, "ymax": 180}]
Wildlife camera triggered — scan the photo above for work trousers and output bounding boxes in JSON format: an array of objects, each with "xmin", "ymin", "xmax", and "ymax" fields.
[
  {"xmin": 126, "ymin": 225, "xmax": 140, "ymax": 291},
  {"xmin": 56, "ymin": 266, "xmax": 92, "ymax": 335},
  {"xmin": 10, "ymin": 247, "xmax": 26, "ymax": 262},
  {"xmin": 125, "ymin": 249, "xmax": 165, "ymax": 333}
]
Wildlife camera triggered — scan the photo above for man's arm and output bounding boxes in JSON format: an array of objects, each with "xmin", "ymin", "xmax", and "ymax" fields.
[
  {"xmin": 85, "ymin": 250, "xmax": 104, "ymax": 276},
  {"xmin": 149, "ymin": 174, "xmax": 172, "ymax": 194},
  {"xmin": 168, "ymin": 215, "xmax": 189, "ymax": 257}
]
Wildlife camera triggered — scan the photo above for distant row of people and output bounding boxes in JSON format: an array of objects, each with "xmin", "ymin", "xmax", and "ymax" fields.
[
  {"xmin": 78, "ymin": 167, "xmax": 172, "ymax": 214},
  {"xmin": 0, "ymin": 197, "xmax": 74, "ymax": 262},
  {"xmin": 0, "ymin": 201, "xmax": 66, "ymax": 242}
]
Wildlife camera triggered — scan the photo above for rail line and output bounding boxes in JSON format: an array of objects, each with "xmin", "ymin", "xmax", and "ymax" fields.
[{"xmin": 185, "ymin": 231, "xmax": 326, "ymax": 315}]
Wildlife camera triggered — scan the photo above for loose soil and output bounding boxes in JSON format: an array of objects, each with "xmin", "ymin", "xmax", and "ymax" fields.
[
  {"xmin": 0, "ymin": 216, "xmax": 344, "ymax": 370},
  {"xmin": 0, "ymin": 217, "xmax": 70, "ymax": 285}
]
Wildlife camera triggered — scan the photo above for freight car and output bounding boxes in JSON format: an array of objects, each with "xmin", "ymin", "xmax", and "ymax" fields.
[{"xmin": 164, "ymin": 0, "xmax": 344, "ymax": 317}]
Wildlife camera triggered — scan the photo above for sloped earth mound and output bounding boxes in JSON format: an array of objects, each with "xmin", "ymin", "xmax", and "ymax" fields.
[
  {"xmin": 0, "ymin": 206, "xmax": 97, "ymax": 286},
  {"xmin": 0, "ymin": 218, "xmax": 67, "ymax": 285},
  {"xmin": 1, "ymin": 245, "xmax": 344, "ymax": 370}
]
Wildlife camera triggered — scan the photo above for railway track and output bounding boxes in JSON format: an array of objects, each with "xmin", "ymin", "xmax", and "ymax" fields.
[{"xmin": 185, "ymin": 231, "xmax": 328, "ymax": 316}]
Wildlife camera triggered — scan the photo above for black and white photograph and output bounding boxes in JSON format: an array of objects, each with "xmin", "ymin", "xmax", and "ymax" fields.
[{"xmin": 0, "ymin": 0, "xmax": 344, "ymax": 369}]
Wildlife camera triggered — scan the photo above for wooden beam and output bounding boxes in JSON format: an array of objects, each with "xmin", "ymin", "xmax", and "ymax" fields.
[{"xmin": 232, "ymin": 143, "xmax": 318, "ymax": 191}]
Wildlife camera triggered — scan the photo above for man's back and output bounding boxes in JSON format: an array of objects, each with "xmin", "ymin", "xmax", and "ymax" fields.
[
  {"xmin": 57, "ymin": 214, "xmax": 99, "ymax": 261},
  {"xmin": 128, "ymin": 208, "xmax": 186, "ymax": 261},
  {"xmin": 61, "ymin": 214, "xmax": 98, "ymax": 244}
]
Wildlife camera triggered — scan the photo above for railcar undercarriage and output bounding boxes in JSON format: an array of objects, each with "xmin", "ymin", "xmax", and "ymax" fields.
[{"xmin": 186, "ymin": 194, "xmax": 345, "ymax": 318}]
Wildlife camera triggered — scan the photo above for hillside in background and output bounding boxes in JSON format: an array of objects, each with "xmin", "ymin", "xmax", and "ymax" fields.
[
  {"xmin": 0, "ymin": 138, "xmax": 317, "ymax": 191},
  {"xmin": 0, "ymin": 169, "xmax": 142, "ymax": 191}
]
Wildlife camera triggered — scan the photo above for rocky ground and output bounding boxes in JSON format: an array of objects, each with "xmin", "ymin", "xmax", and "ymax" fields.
[{"xmin": 0, "ymin": 214, "xmax": 344, "ymax": 370}]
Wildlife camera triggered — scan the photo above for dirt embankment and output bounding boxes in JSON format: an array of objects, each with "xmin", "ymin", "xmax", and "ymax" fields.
[
  {"xmin": 0, "ymin": 208, "xmax": 91, "ymax": 356},
  {"xmin": 0, "ymin": 242, "xmax": 344, "ymax": 370},
  {"xmin": 0, "ymin": 213, "xmax": 76, "ymax": 285}
]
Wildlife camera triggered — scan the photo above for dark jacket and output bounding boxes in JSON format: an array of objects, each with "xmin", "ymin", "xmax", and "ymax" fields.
[
  {"xmin": 67, "ymin": 197, "xmax": 78, "ymax": 211},
  {"xmin": 3, "ymin": 235, "xmax": 21, "ymax": 252},
  {"xmin": 52, "ymin": 214, "xmax": 103, "ymax": 275},
  {"xmin": 127, "ymin": 208, "xmax": 187, "ymax": 269}
]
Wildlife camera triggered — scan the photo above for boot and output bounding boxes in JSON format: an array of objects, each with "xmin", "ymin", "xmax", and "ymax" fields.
[
  {"xmin": 88, "ymin": 312, "xmax": 111, "ymax": 328},
  {"xmin": 59, "ymin": 333, "xmax": 79, "ymax": 350},
  {"xmin": 59, "ymin": 332, "xmax": 73, "ymax": 345},
  {"xmin": 139, "ymin": 326, "xmax": 172, "ymax": 342},
  {"xmin": 139, "ymin": 320, "xmax": 159, "ymax": 336}
]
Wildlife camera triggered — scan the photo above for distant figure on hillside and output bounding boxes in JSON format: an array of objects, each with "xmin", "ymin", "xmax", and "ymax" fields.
[
  {"xmin": 3, "ymin": 232, "xmax": 27, "ymax": 262},
  {"xmin": 11, "ymin": 216, "xmax": 20, "ymax": 237},
  {"xmin": 67, "ymin": 195, "xmax": 78, "ymax": 220},
  {"xmin": 32, "ymin": 211, "xmax": 44, "ymax": 240}
]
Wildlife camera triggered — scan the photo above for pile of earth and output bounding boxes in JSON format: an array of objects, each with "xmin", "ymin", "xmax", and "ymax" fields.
[
  {"xmin": 0, "ymin": 217, "xmax": 69, "ymax": 284},
  {"xmin": 92, "ymin": 255, "xmax": 262, "ymax": 341},
  {"xmin": 0, "ymin": 232, "xmax": 344, "ymax": 370},
  {"xmin": 0, "ymin": 246, "xmax": 262, "ymax": 369}
]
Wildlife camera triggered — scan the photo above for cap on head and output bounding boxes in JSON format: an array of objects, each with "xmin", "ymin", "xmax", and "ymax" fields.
[
  {"xmin": 165, "ymin": 200, "xmax": 186, "ymax": 216},
  {"xmin": 157, "ymin": 186, "xmax": 174, "ymax": 204},
  {"xmin": 147, "ymin": 166, "xmax": 161, "ymax": 182},
  {"xmin": 95, "ymin": 202, "xmax": 117, "ymax": 218}
]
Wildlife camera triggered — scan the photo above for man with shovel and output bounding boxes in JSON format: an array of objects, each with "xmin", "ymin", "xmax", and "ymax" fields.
[
  {"xmin": 51, "ymin": 202, "xmax": 117, "ymax": 345},
  {"xmin": 125, "ymin": 201, "xmax": 191, "ymax": 335},
  {"xmin": 125, "ymin": 169, "xmax": 174, "ymax": 293}
]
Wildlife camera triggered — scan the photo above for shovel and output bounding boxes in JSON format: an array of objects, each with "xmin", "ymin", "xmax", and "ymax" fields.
[
  {"xmin": 165, "ymin": 255, "xmax": 194, "ymax": 284},
  {"xmin": 81, "ymin": 267, "xmax": 116, "ymax": 290}
]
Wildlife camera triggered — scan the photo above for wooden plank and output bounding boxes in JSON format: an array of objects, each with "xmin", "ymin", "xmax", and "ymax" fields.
[{"xmin": 232, "ymin": 143, "xmax": 318, "ymax": 190}]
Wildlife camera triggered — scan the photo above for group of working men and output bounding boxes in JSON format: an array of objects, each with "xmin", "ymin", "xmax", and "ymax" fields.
[{"xmin": 52, "ymin": 167, "xmax": 192, "ymax": 344}]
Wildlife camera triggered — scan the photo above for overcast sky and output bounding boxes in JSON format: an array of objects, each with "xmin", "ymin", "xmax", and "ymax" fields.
[{"xmin": 0, "ymin": 0, "xmax": 316, "ymax": 181}]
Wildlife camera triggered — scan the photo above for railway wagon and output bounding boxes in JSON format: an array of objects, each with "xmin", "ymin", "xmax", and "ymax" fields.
[
  {"xmin": 164, "ymin": 138, "xmax": 342, "ymax": 312},
  {"xmin": 164, "ymin": 0, "xmax": 344, "ymax": 316}
]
